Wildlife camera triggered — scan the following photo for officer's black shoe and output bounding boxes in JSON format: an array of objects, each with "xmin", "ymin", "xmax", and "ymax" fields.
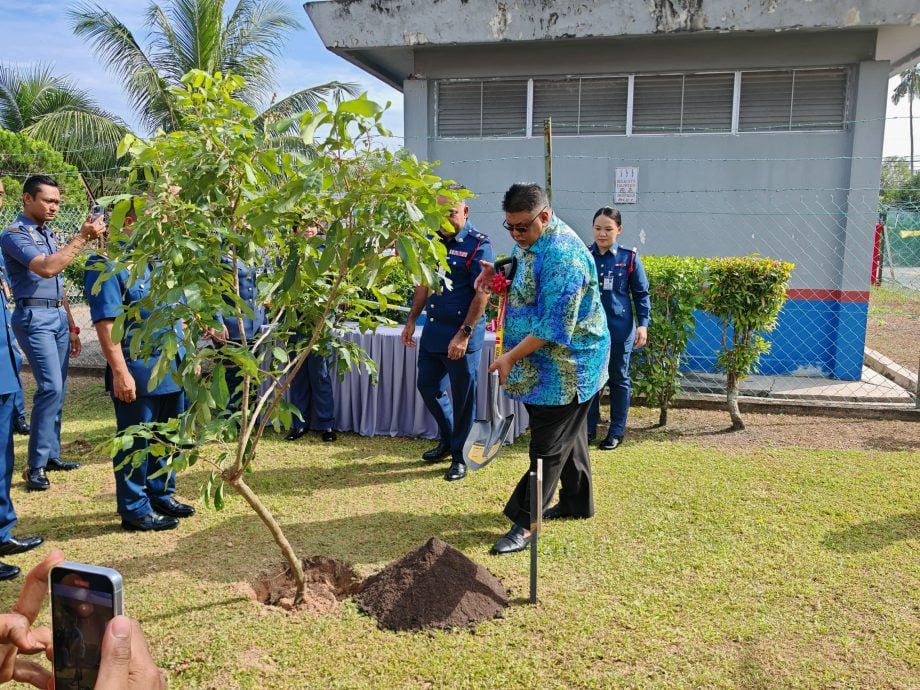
[
  {"xmin": 46, "ymin": 457, "xmax": 80, "ymax": 471},
  {"xmin": 0, "ymin": 535, "xmax": 44, "ymax": 556},
  {"xmin": 587, "ymin": 429, "xmax": 596, "ymax": 443},
  {"xmin": 444, "ymin": 461, "xmax": 467, "ymax": 482},
  {"xmin": 422, "ymin": 441, "xmax": 451, "ymax": 463},
  {"xmin": 599, "ymin": 434, "xmax": 623, "ymax": 451},
  {"xmin": 284, "ymin": 427, "xmax": 307, "ymax": 442},
  {"xmin": 0, "ymin": 562, "xmax": 20, "ymax": 581},
  {"xmin": 150, "ymin": 496, "xmax": 196, "ymax": 519},
  {"xmin": 321, "ymin": 430, "xmax": 337, "ymax": 443},
  {"xmin": 121, "ymin": 512, "xmax": 180, "ymax": 532},
  {"xmin": 13, "ymin": 416, "xmax": 29, "ymax": 435},
  {"xmin": 22, "ymin": 468, "xmax": 49, "ymax": 491}
]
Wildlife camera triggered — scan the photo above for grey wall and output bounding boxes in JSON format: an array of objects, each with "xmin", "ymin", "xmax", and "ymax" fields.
[{"xmin": 405, "ymin": 31, "xmax": 887, "ymax": 292}]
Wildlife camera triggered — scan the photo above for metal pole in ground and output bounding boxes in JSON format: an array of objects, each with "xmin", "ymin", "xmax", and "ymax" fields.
[
  {"xmin": 529, "ymin": 457, "xmax": 543, "ymax": 605},
  {"xmin": 544, "ymin": 118, "xmax": 553, "ymax": 207}
]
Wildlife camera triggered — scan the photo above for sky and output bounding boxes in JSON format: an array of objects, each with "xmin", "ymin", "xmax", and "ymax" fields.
[{"xmin": 0, "ymin": 0, "xmax": 915, "ymax": 161}]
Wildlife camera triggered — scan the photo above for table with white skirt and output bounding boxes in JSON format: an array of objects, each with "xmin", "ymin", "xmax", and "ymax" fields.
[{"xmin": 332, "ymin": 325, "xmax": 528, "ymax": 441}]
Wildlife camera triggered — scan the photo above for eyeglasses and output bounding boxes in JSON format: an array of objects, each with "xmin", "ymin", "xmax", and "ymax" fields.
[{"xmin": 503, "ymin": 207, "xmax": 546, "ymax": 234}]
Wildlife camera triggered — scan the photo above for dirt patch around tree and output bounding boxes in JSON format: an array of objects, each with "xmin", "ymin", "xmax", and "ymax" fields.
[
  {"xmin": 244, "ymin": 556, "xmax": 362, "ymax": 613},
  {"xmin": 356, "ymin": 536, "xmax": 508, "ymax": 631}
]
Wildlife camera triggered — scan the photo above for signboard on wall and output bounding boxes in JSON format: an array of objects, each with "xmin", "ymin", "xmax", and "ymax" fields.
[{"xmin": 615, "ymin": 167, "xmax": 638, "ymax": 204}]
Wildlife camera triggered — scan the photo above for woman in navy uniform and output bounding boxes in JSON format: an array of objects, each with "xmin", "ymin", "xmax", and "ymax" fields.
[
  {"xmin": 0, "ymin": 262, "xmax": 44, "ymax": 579},
  {"xmin": 0, "ymin": 175, "xmax": 106, "ymax": 491},
  {"xmin": 83, "ymin": 209, "xmax": 195, "ymax": 531},
  {"xmin": 401, "ymin": 190, "xmax": 494, "ymax": 482},
  {"xmin": 0, "ymin": 180, "xmax": 29, "ymax": 435},
  {"xmin": 587, "ymin": 207, "xmax": 650, "ymax": 450}
]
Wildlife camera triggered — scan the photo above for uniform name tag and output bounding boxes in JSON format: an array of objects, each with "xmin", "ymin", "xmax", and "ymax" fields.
[
  {"xmin": 603, "ymin": 275, "xmax": 614, "ymax": 291},
  {"xmin": 449, "ymin": 249, "xmax": 468, "ymax": 257}
]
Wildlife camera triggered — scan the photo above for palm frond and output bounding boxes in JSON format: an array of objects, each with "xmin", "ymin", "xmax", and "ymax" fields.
[
  {"xmin": 260, "ymin": 81, "xmax": 363, "ymax": 123},
  {"xmin": 69, "ymin": 1, "xmax": 180, "ymax": 132}
]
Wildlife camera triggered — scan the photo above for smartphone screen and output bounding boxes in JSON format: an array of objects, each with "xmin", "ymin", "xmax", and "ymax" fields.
[{"xmin": 50, "ymin": 563, "xmax": 124, "ymax": 690}]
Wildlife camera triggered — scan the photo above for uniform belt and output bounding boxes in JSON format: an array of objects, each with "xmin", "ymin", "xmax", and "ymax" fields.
[{"xmin": 17, "ymin": 298, "xmax": 63, "ymax": 308}]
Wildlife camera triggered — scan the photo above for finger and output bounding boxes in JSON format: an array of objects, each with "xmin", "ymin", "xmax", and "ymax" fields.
[
  {"xmin": 94, "ymin": 616, "xmax": 133, "ymax": 689},
  {"xmin": 13, "ymin": 551, "xmax": 65, "ymax": 624},
  {"xmin": 11, "ymin": 658, "xmax": 51, "ymax": 689}
]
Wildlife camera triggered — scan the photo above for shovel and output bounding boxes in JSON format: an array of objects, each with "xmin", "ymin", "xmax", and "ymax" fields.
[
  {"xmin": 463, "ymin": 257, "xmax": 517, "ymax": 471},
  {"xmin": 463, "ymin": 369, "xmax": 514, "ymax": 470}
]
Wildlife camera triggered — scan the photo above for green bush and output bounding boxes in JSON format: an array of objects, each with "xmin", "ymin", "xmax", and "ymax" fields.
[
  {"xmin": 705, "ymin": 255, "xmax": 794, "ymax": 430},
  {"xmin": 0, "ymin": 130, "xmax": 85, "ymax": 212},
  {"xmin": 631, "ymin": 255, "xmax": 707, "ymax": 426}
]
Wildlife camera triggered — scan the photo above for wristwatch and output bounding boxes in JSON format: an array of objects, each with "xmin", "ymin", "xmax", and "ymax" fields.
[{"xmin": 460, "ymin": 324, "xmax": 473, "ymax": 336}]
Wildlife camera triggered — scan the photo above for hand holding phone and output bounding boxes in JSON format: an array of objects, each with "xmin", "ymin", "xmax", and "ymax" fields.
[{"xmin": 51, "ymin": 562, "xmax": 123, "ymax": 690}]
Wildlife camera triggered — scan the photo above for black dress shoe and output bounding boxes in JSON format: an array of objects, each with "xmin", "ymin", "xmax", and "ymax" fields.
[
  {"xmin": 284, "ymin": 427, "xmax": 307, "ymax": 442},
  {"xmin": 22, "ymin": 467, "xmax": 49, "ymax": 491},
  {"xmin": 46, "ymin": 457, "xmax": 80, "ymax": 471},
  {"xmin": 0, "ymin": 535, "xmax": 44, "ymax": 556},
  {"xmin": 491, "ymin": 524, "xmax": 530, "ymax": 555},
  {"xmin": 150, "ymin": 496, "xmax": 196, "ymax": 518},
  {"xmin": 422, "ymin": 441, "xmax": 451, "ymax": 463},
  {"xmin": 0, "ymin": 562, "xmax": 20, "ymax": 581},
  {"xmin": 444, "ymin": 461, "xmax": 467, "ymax": 482},
  {"xmin": 543, "ymin": 503, "xmax": 577, "ymax": 521},
  {"xmin": 599, "ymin": 434, "xmax": 623, "ymax": 450},
  {"xmin": 587, "ymin": 430, "xmax": 596, "ymax": 443},
  {"xmin": 13, "ymin": 416, "xmax": 29, "ymax": 435},
  {"xmin": 121, "ymin": 512, "xmax": 180, "ymax": 532},
  {"xmin": 321, "ymin": 430, "xmax": 337, "ymax": 442}
]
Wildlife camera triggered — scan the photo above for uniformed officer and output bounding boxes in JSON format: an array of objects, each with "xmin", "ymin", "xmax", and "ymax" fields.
[
  {"xmin": 586, "ymin": 207, "xmax": 651, "ymax": 450},
  {"xmin": 0, "ymin": 175, "xmax": 106, "ymax": 491},
  {"xmin": 83, "ymin": 208, "xmax": 195, "ymax": 531},
  {"xmin": 212, "ymin": 253, "xmax": 270, "ymax": 411},
  {"xmin": 0, "ymin": 180, "xmax": 29, "ymax": 436},
  {"xmin": 285, "ymin": 226, "xmax": 336, "ymax": 443},
  {"xmin": 401, "ymin": 186, "xmax": 494, "ymax": 481},
  {"xmin": 0, "ymin": 246, "xmax": 44, "ymax": 580}
]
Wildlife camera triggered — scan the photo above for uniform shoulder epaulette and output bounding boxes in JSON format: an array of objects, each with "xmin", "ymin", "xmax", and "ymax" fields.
[
  {"xmin": 3, "ymin": 223, "xmax": 21, "ymax": 233},
  {"xmin": 469, "ymin": 229, "xmax": 487, "ymax": 240},
  {"xmin": 619, "ymin": 245, "xmax": 637, "ymax": 256}
]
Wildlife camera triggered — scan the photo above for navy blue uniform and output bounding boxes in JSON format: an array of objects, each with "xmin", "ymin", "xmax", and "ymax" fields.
[
  {"xmin": 84, "ymin": 255, "xmax": 185, "ymax": 521},
  {"xmin": 0, "ymin": 292, "xmax": 23, "ymax": 540},
  {"xmin": 0, "ymin": 214, "xmax": 70, "ymax": 471},
  {"xmin": 587, "ymin": 243, "xmax": 651, "ymax": 438},
  {"xmin": 0, "ymin": 253, "xmax": 27, "ymax": 421},
  {"xmin": 216, "ymin": 256, "xmax": 269, "ymax": 408},
  {"xmin": 416, "ymin": 223, "xmax": 493, "ymax": 462}
]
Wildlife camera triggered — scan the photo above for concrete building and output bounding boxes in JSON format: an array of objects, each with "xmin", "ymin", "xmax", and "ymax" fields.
[{"xmin": 306, "ymin": 0, "xmax": 920, "ymax": 380}]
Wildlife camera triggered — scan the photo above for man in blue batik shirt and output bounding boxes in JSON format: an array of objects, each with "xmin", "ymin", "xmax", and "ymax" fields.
[
  {"xmin": 476, "ymin": 183, "xmax": 609, "ymax": 555},
  {"xmin": 84, "ymin": 207, "xmax": 195, "ymax": 532},
  {"xmin": 402, "ymin": 186, "xmax": 494, "ymax": 482}
]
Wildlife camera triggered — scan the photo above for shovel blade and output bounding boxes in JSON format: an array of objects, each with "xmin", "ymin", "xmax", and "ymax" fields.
[{"xmin": 463, "ymin": 419, "xmax": 495, "ymax": 470}]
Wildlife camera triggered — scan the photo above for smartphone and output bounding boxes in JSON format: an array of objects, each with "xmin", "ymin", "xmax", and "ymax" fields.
[
  {"xmin": 494, "ymin": 256, "xmax": 518, "ymax": 282},
  {"xmin": 90, "ymin": 203, "xmax": 105, "ymax": 221},
  {"xmin": 50, "ymin": 562, "xmax": 124, "ymax": 690}
]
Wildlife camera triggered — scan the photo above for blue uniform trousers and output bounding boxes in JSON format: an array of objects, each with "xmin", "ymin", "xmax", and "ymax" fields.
[
  {"xmin": 112, "ymin": 393, "xmax": 182, "ymax": 520},
  {"xmin": 416, "ymin": 347, "xmax": 480, "ymax": 462},
  {"xmin": 587, "ymin": 339, "xmax": 633, "ymax": 438},
  {"xmin": 0, "ymin": 393, "xmax": 18, "ymax": 540},
  {"xmin": 11, "ymin": 347, "xmax": 25, "ymax": 419},
  {"xmin": 289, "ymin": 354, "xmax": 335, "ymax": 432},
  {"xmin": 12, "ymin": 307, "xmax": 69, "ymax": 469}
]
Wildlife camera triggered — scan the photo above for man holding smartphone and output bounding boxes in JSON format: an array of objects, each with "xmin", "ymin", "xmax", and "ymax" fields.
[{"xmin": 0, "ymin": 175, "xmax": 106, "ymax": 491}]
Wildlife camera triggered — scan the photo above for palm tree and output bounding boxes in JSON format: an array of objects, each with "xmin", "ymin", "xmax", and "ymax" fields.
[
  {"xmin": 0, "ymin": 63, "xmax": 130, "ymax": 196},
  {"xmin": 70, "ymin": 0, "xmax": 359, "ymax": 137},
  {"xmin": 892, "ymin": 65, "xmax": 920, "ymax": 173}
]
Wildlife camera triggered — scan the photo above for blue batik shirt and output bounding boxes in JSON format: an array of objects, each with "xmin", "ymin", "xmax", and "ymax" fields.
[{"xmin": 502, "ymin": 215, "xmax": 610, "ymax": 406}]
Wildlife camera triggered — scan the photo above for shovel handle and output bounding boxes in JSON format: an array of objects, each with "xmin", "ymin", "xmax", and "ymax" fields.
[{"xmin": 489, "ymin": 369, "xmax": 501, "ymax": 421}]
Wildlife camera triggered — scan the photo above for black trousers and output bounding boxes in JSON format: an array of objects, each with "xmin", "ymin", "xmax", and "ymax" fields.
[{"xmin": 503, "ymin": 395, "xmax": 595, "ymax": 528}]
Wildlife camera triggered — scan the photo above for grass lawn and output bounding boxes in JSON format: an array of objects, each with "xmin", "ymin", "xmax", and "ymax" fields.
[
  {"xmin": 866, "ymin": 284, "xmax": 920, "ymax": 374},
  {"xmin": 2, "ymin": 375, "xmax": 918, "ymax": 689}
]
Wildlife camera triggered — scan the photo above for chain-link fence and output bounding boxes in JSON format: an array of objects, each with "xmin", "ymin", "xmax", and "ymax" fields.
[{"xmin": 1, "ymin": 160, "xmax": 918, "ymax": 410}]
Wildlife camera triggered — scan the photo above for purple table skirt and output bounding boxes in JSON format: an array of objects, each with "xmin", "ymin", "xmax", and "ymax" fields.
[{"xmin": 333, "ymin": 325, "xmax": 528, "ymax": 440}]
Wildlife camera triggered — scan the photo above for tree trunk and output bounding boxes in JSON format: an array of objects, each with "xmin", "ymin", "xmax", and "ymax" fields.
[
  {"xmin": 725, "ymin": 372, "xmax": 745, "ymax": 431},
  {"xmin": 658, "ymin": 406, "xmax": 668, "ymax": 427},
  {"xmin": 228, "ymin": 474, "xmax": 306, "ymax": 604}
]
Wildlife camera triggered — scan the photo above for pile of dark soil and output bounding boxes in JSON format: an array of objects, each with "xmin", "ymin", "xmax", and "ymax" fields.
[
  {"xmin": 356, "ymin": 536, "xmax": 508, "ymax": 631},
  {"xmin": 247, "ymin": 556, "xmax": 362, "ymax": 613}
]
